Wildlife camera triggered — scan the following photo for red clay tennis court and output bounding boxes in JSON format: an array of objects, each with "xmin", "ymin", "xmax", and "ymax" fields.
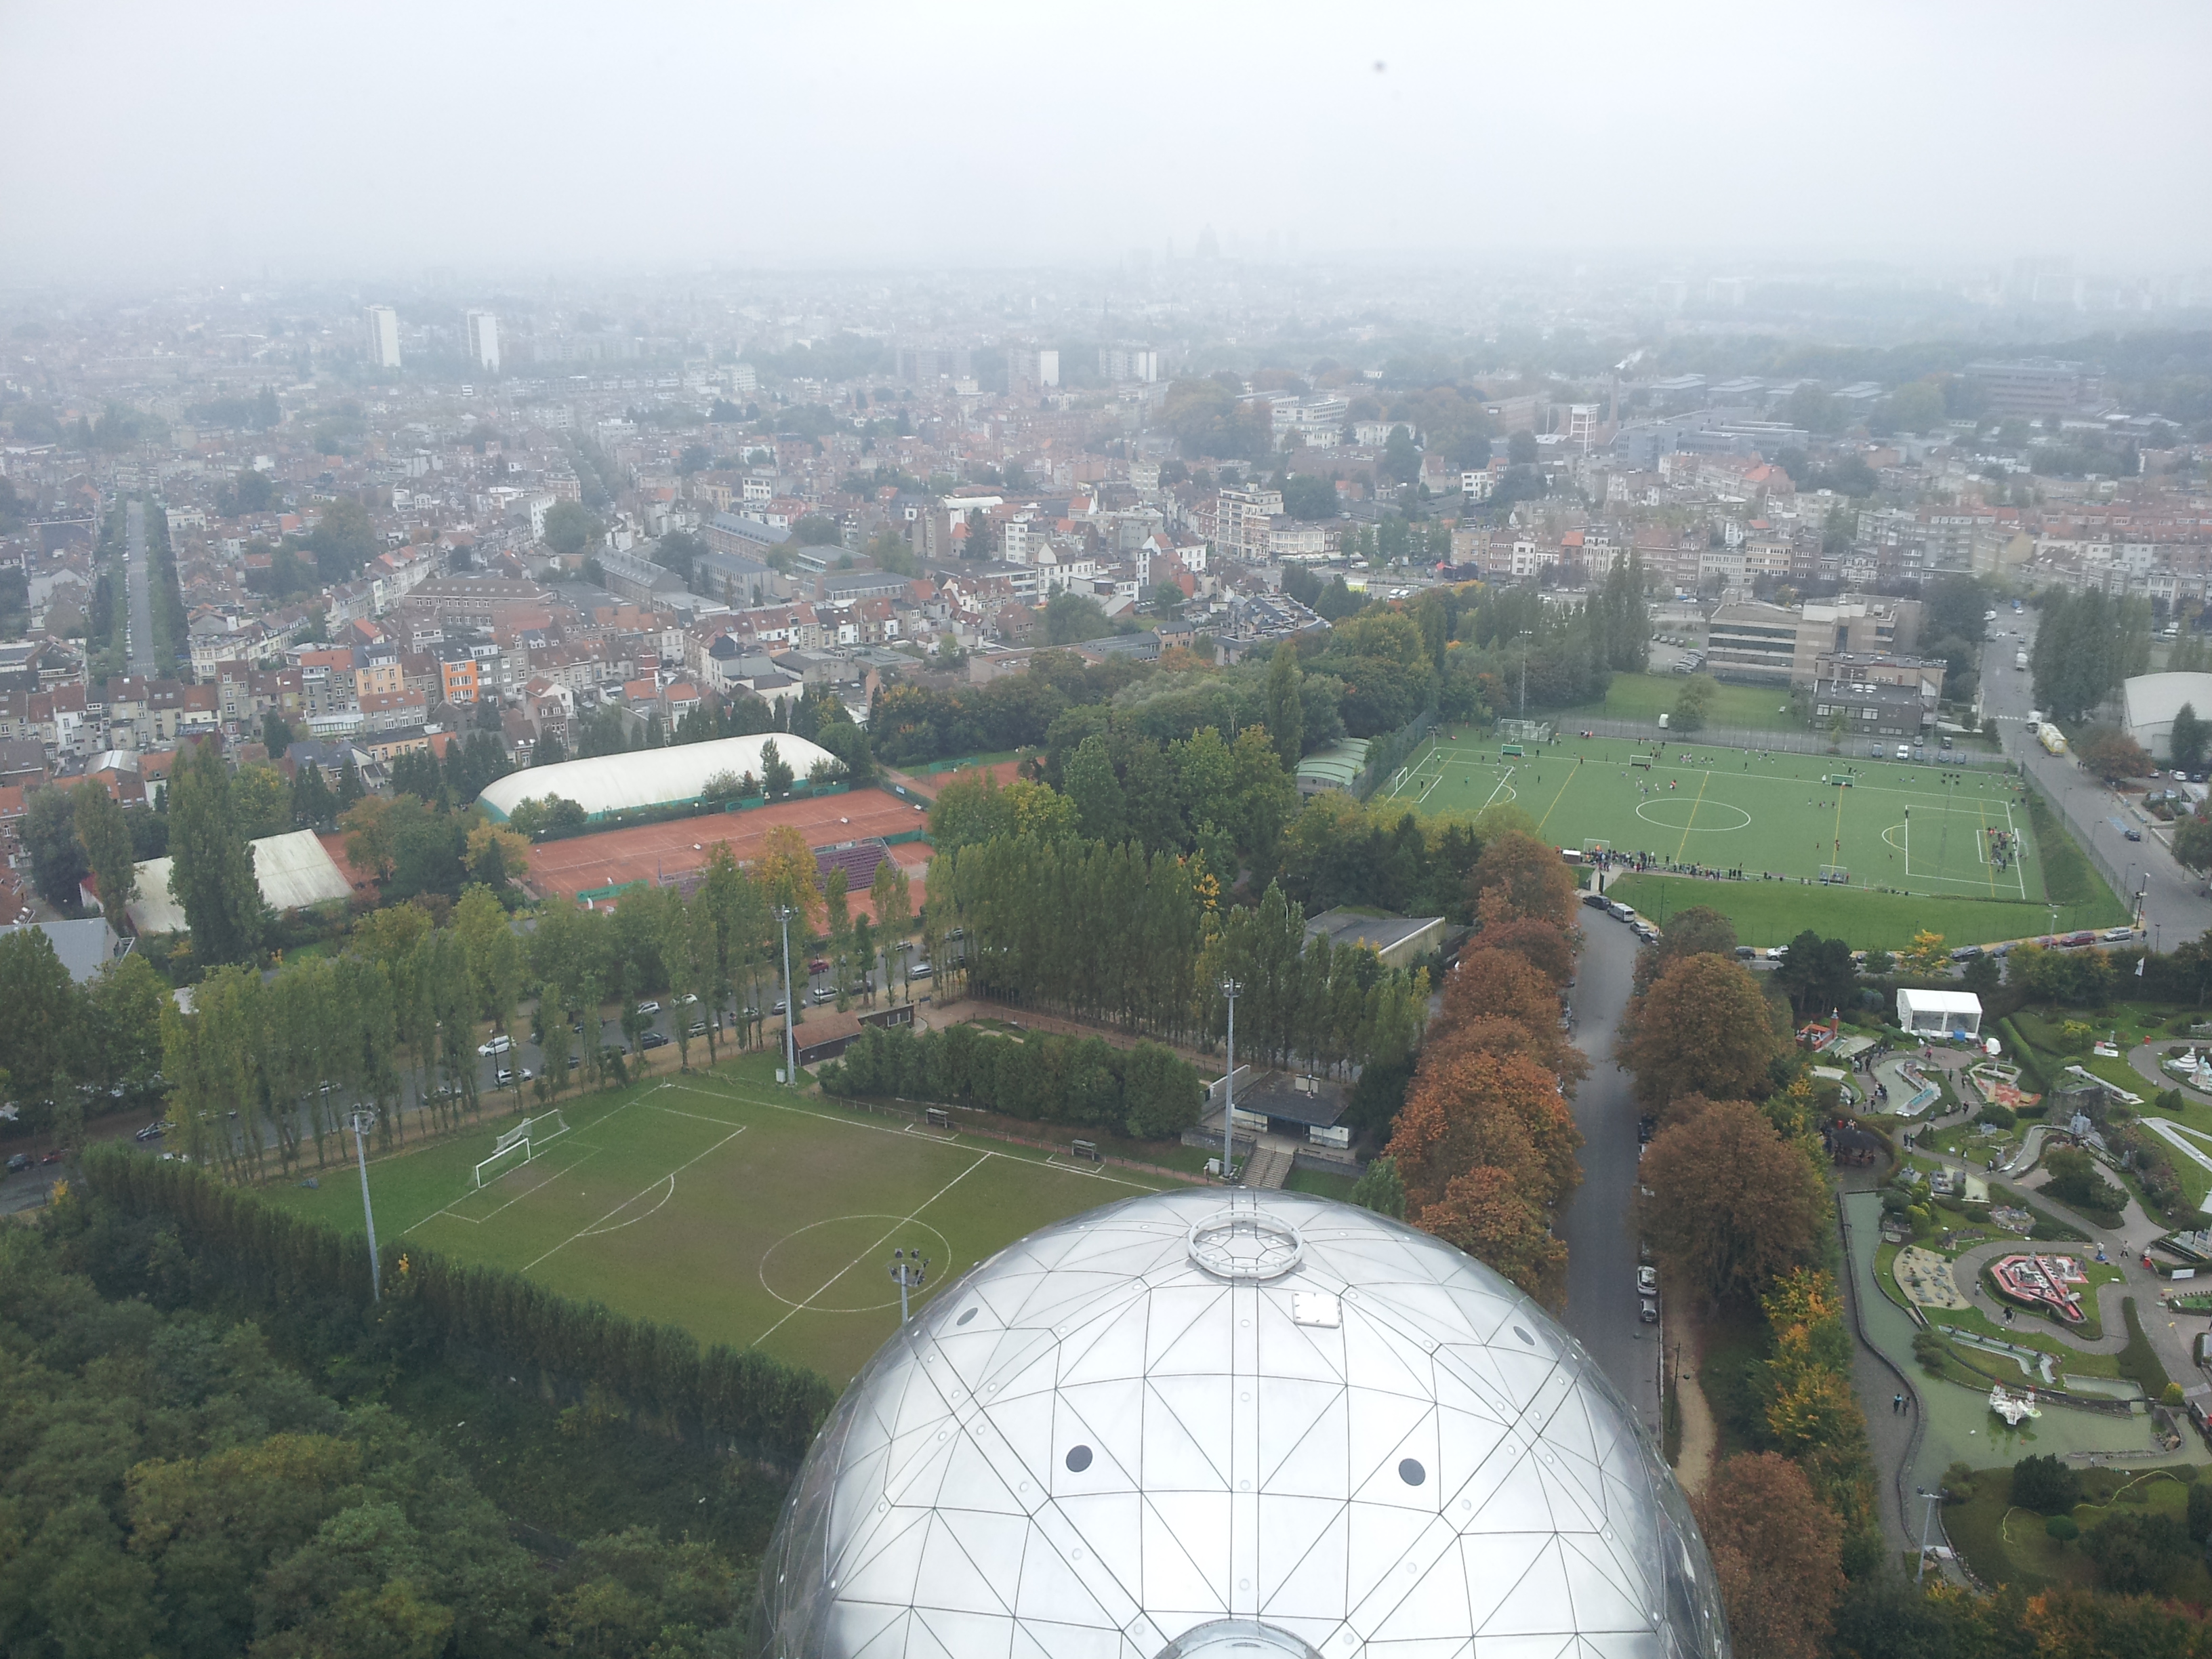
[{"xmin": 524, "ymin": 786, "xmax": 932, "ymax": 916}]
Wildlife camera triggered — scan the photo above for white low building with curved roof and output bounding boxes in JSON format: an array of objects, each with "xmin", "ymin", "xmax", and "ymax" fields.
[
  {"xmin": 2123, "ymin": 672, "xmax": 2212, "ymax": 761},
  {"xmin": 476, "ymin": 732, "xmax": 837, "ymax": 822},
  {"xmin": 756, "ymin": 1189, "xmax": 1727, "ymax": 1659}
]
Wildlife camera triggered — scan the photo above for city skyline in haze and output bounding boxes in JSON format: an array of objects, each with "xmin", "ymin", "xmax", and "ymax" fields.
[{"xmin": 5, "ymin": 0, "xmax": 2211, "ymax": 283}]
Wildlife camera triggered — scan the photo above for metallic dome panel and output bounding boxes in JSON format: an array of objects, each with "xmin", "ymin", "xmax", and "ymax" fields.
[{"xmin": 756, "ymin": 1189, "xmax": 1728, "ymax": 1659}]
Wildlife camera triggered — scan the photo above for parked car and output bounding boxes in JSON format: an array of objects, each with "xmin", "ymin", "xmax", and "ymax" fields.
[
  {"xmin": 1636, "ymin": 1265, "xmax": 1659, "ymax": 1296},
  {"xmin": 1734, "ymin": 945, "xmax": 1756, "ymax": 960},
  {"xmin": 640, "ymin": 1031, "xmax": 670, "ymax": 1049},
  {"xmin": 1637, "ymin": 1115, "xmax": 1658, "ymax": 1143},
  {"xmin": 2062, "ymin": 930, "xmax": 2097, "ymax": 947},
  {"xmin": 1638, "ymin": 1298, "xmax": 1660, "ymax": 1325},
  {"xmin": 134, "ymin": 1124, "xmax": 165, "ymax": 1143},
  {"xmin": 909, "ymin": 962, "xmax": 933, "ymax": 979},
  {"xmin": 1950, "ymin": 945, "xmax": 1984, "ymax": 962},
  {"xmin": 5, "ymin": 1153, "xmax": 32, "ymax": 1174},
  {"xmin": 477, "ymin": 1034, "xmax": 512, "ymax": 1057},
  {"xmin": 494, "ymin": 1067, "xmax": 533, "ymax": 1086},
  {"xmin": 1607, "ymin": 901, "xmax": 1635, "ymax": 922},
  {"xmin": 809, "ymin": 986, "xmax": 837, "ymax": 1005},
  {"xmin": 1896, "ymin": 745, "xmax": 1911, "ymax": 760},
  {"xmin": 636, "ymin": 1000, "xmax": 661, "ymax": 1015},
  {"xmin": 689, "ymin": 1021, "xmax": 710, "ymax": 1038},
  {"xmin": 2102, "ymin": 926, "xmax": 2137, "ymax": 942},
  {"xmin": 1939, "ymin": 735, "xmax": 1954, "ymax": 750},
  {"xmin": 1582, "ymin": 890, "xmax": 1610, "ymax": 909},
  {"xmin": 40, "ymin": 1147, "xmax": 69, "ymax": 1164},
  {"xmin": 806, "ymin": 959, "xmax": 831, "ymax": 977}
]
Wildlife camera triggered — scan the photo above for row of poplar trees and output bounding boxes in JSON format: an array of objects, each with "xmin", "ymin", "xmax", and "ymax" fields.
[
  {"xmin": 158, "ymin": 824, "xmax": 904, "ymax": 1179},
  {"xmin": 925, "ymin": 834, "xmax": 1429, "ymax": 1080}
]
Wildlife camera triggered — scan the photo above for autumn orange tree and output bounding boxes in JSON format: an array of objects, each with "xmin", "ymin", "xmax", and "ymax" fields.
[
  {"xmin": 1638, "ymin": 1097, "xmax": 1827, "ymax": 1307},
  {"xmin": 1760, "ymin": 1269, "xmax": 1874, "ymax": 1538},
  {"xmin": 1693, "ymin": 1452, "xmax": 1845, "ymax": 1659},
  {"xmin": 1432, "ymin": 947, "xmax": 1589, "ymax": 1090},
  {"xmin": 1389, "ymin": 1048, "xmax": 1582, "ymax": 1214},
  {"xmin": 1473, "ymin": 891, "xmax": 1575, "ymax": 986},
  {"xmin": 1465, "ymin": 830, "xmax": 1577, "ymax": 929},
  {"xmin": 1617, "ymin": 951, "xmax": 1783, "ymax": 1114},
  {"xmin": 754, "ymin": 823, "xmax": 826, "ymax": 935},
  {"xmin": 1418, "ymin": 1167, "xmax": 1568, "ymax": 1305}
]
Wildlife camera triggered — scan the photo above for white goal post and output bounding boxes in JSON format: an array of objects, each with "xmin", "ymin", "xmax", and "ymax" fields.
[{"xmin": 472, "ymin": 1111, "xmax": 570, "ymax": 1189}]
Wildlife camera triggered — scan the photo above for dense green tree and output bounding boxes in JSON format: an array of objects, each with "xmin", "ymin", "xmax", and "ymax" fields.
[
  {"xmin": 21, "ymin": 783, "xmax": 87, "ymax": 907},
  {"xmin": 0, "ymin": 926, "xmax": 80, "ymax": 1121},
  {"xmin": 1063, "ymin": 734, "xmax": 1127, "ymax": 843},
  {"xmin": 1281, "ymin": 474, "xmax": 1338, "ymax": 520},
  {"xmin": 2169, "ymin": 701, "xmax": 2209, "ymax": 771},
  {"xmin": 1044, "ymin": 590, "xmax": 1113, "ymax": 644},
  {"xmin": 304, "ymin": 496, "xmax": 376, "ymax": 582},
  {"xmin": 542, "ymin": 501, "xmax": 606, "ymax": 556},
  {"xmin": 1265, "ymin": 644, "xmax": 1305, "ymax": 769},
  {"xmin": 1774, "ymin": 931, "xmax": 1858, "ymax": 1020},
  {"xmin": 72, "ymin": 777, "xmax": 137, "ymax": 933},
  {"xmin": 167, "ymin": 741, "xmax": 265, "ymax": 965},
  {"xmin": 760, "ymin": 739, "xmax": 794, "ymax": 800},
  {"xmin": 2032, "ymin": 587, "xmax": 2153, "ymax": 722}
]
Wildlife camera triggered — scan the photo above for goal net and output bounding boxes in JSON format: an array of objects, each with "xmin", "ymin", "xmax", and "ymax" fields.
[
  {"xmin": 1496, "ymin": 718, "xmax": 1555, "ymax": 744},
  {"xmin": 472, "ymin": 1111, "xmax": 570, "ymax": 1189},
  {"xmin": 1818, "ymin": 865, "xmax": 1851, "ymax": 886},
  {"xmin": 1582, "ymin": 838, "xmax": 1611, "ymax": 857}
]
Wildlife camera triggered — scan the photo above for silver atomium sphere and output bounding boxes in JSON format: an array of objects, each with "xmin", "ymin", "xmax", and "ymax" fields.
[{"xmin": 755, "ymin": 1189, "xmax": 1727, "ymax": 1659}]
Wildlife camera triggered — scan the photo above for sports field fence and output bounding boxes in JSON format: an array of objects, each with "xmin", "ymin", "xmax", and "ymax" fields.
[
  {"xmin": 1570, "ymin": 716, "xmax": 2015, "ymax": 770},
  {"xmin": 1355, "ymin": 702, "xmax": 1442, "ymax": 800}
]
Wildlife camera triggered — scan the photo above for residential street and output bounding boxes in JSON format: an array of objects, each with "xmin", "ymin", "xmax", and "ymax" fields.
[
  {"xmin": 1555, "ymin": 905, "xmax": 1665, "ymax": 1442},
  {"xmin": 123, "ymin": 497, "xmax": 155, "ymax": 676},
  {"xmin": 1987, "ymin": 610, "xmax": 2212, "ymax": 948}
]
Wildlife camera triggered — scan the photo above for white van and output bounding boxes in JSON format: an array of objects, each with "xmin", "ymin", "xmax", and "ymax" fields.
[{"xmin": 1896, "ymin": 744, "xmax": 1910, "ymax": 760}]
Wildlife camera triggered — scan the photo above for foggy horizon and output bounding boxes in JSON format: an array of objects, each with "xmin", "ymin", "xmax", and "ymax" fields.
[{"xmin": 7, "ymin": 0, "xmax": 2212, "ymax": 284}]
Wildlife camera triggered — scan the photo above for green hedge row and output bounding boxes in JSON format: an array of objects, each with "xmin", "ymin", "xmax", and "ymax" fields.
[{"xmin": 79, "ymin": 1145, "xmax": 836, "ymax": 1470}]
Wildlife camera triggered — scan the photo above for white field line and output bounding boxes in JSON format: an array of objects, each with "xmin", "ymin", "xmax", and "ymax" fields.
[{"xmin": 747, "ymin": 1153, "xmax": 990, "ymax": 1347}]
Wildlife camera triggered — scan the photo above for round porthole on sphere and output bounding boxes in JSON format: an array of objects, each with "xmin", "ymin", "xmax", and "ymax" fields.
[
  {"xmin": 1065, "ymin": 1445, "xmax": 1093, "ymax": 1472},
  {"xmin": 1399, "ymin": 1458, "xmax": 1427, "ymax": 1486}
]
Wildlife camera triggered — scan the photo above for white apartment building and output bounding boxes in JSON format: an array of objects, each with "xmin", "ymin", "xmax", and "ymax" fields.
[
  {"xmin": 466, "ymin": 309, "xmax": 500, "ymax": 371},
  {"xmin": 364, "ymin": 305, "xmax": 401, "ymax": 369},
  {"xmin": 1214, "ymin": 485, "xmax": 1284, "ymax": 561}
]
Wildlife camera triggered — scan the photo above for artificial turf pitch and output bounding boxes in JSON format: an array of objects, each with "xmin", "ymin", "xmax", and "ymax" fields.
[
  {"xmin": 1379, "ymin": 729, "xmax": 2123, "ymax": 946},
  {"xmin": 261, "ymin": 1053, "xmax": 1184, "ymax": 1382}
]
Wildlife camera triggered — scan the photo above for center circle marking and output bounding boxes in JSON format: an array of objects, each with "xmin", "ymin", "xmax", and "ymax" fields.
[
  {"xmin": 760, "ymin": 1215, "xmax": 954, "ymax": 1312},
  {"xmin": 1632, "ymin": 799, "xmax": 1753, "ymax": 832}
]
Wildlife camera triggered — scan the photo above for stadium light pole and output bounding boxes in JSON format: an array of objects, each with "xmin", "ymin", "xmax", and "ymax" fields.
[
  {"xmin": 1914, "ymin": 1488, "xmax": 1944, "ymax": 1586},
  {"xmin": 1220, "ymin": 977, "xmax": 1242, "ymax": 1183},
  {"xmin": 889, "ymin": 1246, "xmax": 928, "ymax": 1324},
  {"xmin": 348, "ymin": 1109, "xmax": 382, "ymax": 1303},
  {"xmin": 777, "ymin": 903, "xmax": 798, "ymax": 1088}
]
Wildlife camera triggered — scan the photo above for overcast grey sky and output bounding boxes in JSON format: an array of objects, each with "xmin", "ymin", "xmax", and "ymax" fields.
[{"xmin": 5, "ymin": 0, "xmax": 2209, "ymax": 280}]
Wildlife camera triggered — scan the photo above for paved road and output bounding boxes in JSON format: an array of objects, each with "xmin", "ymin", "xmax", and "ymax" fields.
[
  {"xmin": 1987, "ymin": 610, "xmax": 2212, "ymax": 947},
  {"xmin": 1554, "ymin": 905, "xmax": 1664, "ymax": 1439},
  {"xmin": 123, "ymin": 498, "xmax": 155, "ymax": 676}
]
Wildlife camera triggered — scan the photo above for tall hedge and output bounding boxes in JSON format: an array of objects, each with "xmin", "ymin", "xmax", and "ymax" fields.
[{"xmin": 78, "ymin": 1145, "xmax": 836, "ymax": 1470}]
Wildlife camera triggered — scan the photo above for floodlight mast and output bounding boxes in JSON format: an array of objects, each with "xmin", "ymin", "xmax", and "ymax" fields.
[
  {"xmin": 1220, "ymin": 977, "xmax": 1242, "ymax": 1183},
  {"xmin": 889, "ymin": 1246, "xmax": 928, "ymax": 1324},
  {"xmin": 348, "ymin": 1109, "xmax": 381, "ymax": 1302},
  {"xmin": 777, "ymin": 903, "xmax": 798, "ymax": 1088}
]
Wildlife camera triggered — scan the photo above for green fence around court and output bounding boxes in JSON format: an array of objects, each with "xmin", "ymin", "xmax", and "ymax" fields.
[{"xmin": 1355, "ymin": 703, "xmax": 1441, "ymax": 800}]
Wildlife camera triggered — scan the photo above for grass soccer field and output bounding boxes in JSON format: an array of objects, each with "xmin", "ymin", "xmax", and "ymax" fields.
[
  {"xmin": 1599, "ymin": 872, "xmax": 2125, "ymax": 951},
  {"xmin": 1375, "ymin": 729, "xmax": 2123, "ymax": 943},
  {"xmin": 260, "ymin": 1052, "xmax": 1185, "ymax": 1382}
]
